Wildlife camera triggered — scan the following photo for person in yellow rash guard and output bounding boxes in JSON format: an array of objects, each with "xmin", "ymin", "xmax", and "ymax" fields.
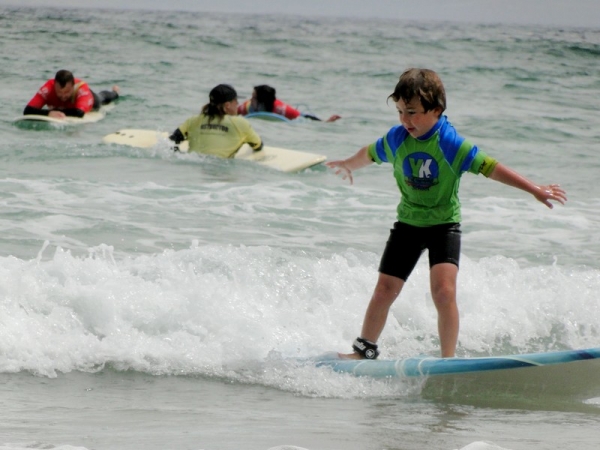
[{"xmin": 169, "ymin": 84, "xmax": 263, "ymax": 158}]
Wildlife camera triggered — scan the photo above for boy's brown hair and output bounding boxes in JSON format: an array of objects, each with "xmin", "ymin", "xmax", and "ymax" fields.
[{"xmin": 389, "ymin": 68, "xmax": 446, "ymax": 114}]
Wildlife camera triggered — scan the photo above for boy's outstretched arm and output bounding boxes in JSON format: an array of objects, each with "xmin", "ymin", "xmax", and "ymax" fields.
[
  {"xmin": 488, "ymin": 163, "xmax": 567, "ymax": 208},
  {"xmin": 326, "ymin": 146, "xmax": 373, "ymax": 185}
]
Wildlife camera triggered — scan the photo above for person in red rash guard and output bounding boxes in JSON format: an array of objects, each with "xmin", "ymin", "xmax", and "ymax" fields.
[
  {"xmin": 237, "ymin": 84, "xmax": 341, "ymax": 122},
  {"xmin": 24, "ymin": 69, "xmax": 120, "ymax": 119}
]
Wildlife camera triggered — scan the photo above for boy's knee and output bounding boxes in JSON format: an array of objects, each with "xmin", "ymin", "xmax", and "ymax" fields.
[
  {"xmin": 431, "ymin": 282, "xmax": 456, "ymax": 306},
  {"xmin": 373, "ymin": 277, "xmax": 402, "ymax": 303}
]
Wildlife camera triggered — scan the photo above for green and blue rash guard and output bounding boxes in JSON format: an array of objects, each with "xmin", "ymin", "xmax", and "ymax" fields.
[{"xmin": 368, "ymin": 115, "xmax": 498, "ymax": 227}]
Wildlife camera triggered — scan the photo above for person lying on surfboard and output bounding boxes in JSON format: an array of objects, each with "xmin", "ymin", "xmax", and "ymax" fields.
[
  {"xmin": 23, "ymin": 70, "xmax": 119, "ymax": 119},
  {"xmin": 326, "ymin": 68, "xmax": 567, "ymax": 360},
  {"xmin": 237, "ymin": 84, "xmax": 341, "ymax": 122},
  {"xmin": 169, "ymin": 84, "xmax": 263, "ymax": 158}
]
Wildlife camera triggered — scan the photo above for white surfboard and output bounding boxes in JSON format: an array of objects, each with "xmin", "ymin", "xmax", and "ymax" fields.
[
  {"xmin": 102, "ymin": 129, "xmax": 327, "ymax": 173},
  {"xmin": 14, "ymin": 104, "xmax": 114, "ymax": 125}
]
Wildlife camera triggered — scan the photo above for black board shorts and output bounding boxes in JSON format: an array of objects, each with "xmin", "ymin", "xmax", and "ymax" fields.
[{"xmin": 378, "ymin": 222, "xmax": 461, "ymax": 281}]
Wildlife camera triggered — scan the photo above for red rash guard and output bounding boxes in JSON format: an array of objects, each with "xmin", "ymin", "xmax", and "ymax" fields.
[
  {"xmin": 27, "ymin": 78, "xmax": 95, "ymax": 113},
  {"xmin": 238, "ymin": 99, "xmax": 302, "ymax": 120}
]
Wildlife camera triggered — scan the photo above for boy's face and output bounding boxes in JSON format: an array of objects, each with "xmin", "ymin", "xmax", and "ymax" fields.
[{"xmin": 396, "ymin": 97, "xmax": 442, "ymax": 138}]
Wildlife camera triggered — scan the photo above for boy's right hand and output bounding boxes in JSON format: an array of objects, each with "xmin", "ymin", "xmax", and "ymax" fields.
[{"xmin": 326, "ymin": 160, "xmax": 354, "ymax": 184}]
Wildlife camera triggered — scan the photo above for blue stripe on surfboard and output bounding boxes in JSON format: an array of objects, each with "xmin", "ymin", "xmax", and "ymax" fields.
[
  {"xmin": 245, "ymin": 112, "xmax": 292, "ymax": 123},
  {"xmin": 315, "ymin": 347, "xmax": 600, "ymax": 378}
]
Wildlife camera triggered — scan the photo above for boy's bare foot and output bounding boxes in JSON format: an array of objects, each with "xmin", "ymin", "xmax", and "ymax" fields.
[{"xmin": 112, "ymin": 85, "xmax": 120, "ymax": 94}]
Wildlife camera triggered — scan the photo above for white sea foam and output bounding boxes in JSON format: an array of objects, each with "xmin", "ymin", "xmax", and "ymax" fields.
[{"xmin": 1, "ymin": 240, "xmax": 597, "ymax": 390}]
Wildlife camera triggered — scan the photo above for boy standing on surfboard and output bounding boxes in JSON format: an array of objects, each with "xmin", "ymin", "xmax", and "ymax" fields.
[
  {"xmin": 23, "ymin": 70, "xmax": 119, "ymax": 119},
  {"xmin": 326, "ymin": 68, "xmax": 567, "ymax": 359}
]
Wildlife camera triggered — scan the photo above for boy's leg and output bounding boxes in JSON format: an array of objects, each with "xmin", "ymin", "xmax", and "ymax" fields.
[
  {"xmin": 360, "ymin": 273, "xmax": 404, "ymax": 342},
  {"xmin": 340, "ymin": 273, "xmax": 404, "ymax": 359},
  {"xmin": 429, "ymin": 262, "xmax": 459, "ymax": 358},
  {"xmin": 341, "ymin": 221, "xmax": 421, "ymax": 360}
]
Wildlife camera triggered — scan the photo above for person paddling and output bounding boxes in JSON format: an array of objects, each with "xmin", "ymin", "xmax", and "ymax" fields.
[
  {"xmin": 24, "ymin": 69, "xmax": 119, "ymax": 119},
  {"xmin": 169, "ymin": 84, "xmax": 263, "ymax": 158},
  {"xmin": 238, "ymin": 84, "xmax": 341, "ymax": 122}
]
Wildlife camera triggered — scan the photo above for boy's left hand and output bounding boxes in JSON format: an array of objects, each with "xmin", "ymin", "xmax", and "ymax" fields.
[{"xmin": 535, "ymin": 184, "xmax": 567, "ymax": 208}]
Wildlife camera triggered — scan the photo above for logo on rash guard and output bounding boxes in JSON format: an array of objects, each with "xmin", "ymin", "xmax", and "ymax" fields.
[{"xmin": 403, "ymin": 152, "xmax": 439, "ymax": 190}]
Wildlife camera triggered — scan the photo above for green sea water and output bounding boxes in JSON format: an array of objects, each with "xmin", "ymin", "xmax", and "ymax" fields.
[{"xmin": 0, "ymin": 6, "xmax": 599, "ymax": 450}]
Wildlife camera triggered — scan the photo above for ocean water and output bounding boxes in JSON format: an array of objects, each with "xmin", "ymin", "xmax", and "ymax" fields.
[{"xmin": 1, "ymin": 6, "xmax": 600, "ymax": 450}]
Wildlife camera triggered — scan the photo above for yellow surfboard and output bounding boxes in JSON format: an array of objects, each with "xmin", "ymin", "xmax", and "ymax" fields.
[{"xmin": 102, "ymin": 129, "xmax": 327, "ymax": 173}]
